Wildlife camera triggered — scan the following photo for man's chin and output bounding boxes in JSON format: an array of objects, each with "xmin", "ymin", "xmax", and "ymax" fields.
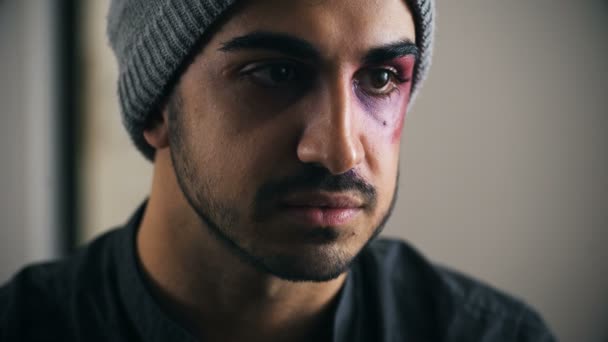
[
  {"xmin": 203, "ymin": 212, "xmax": 388, "ymax": 282},
  {"xmin": 252, "ymin": 247, "xmax": 355, "ymax": 283}
]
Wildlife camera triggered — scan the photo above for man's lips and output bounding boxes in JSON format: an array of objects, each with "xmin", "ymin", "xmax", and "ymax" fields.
[
  {"xmin": 277, "ymin": 192, "xmax": 364, "ymax": 226},
  {"xmin": 280, "ymin": 192, "xmax": 365, "ymax": 208}
]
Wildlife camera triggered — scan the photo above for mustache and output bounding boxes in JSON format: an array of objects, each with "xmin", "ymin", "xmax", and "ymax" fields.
[{"xmin": 253, "ymin": 166, "xmax": 377, "ymax": 218}]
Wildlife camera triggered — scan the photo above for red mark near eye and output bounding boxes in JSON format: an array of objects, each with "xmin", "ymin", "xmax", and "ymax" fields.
[
  {"xmin": 391, "ymin": 80, "xmax": 413, "ymax": 144},
  {"xmin": 354, "ymin": 55, "xmax": 415, "ymax": 144}
]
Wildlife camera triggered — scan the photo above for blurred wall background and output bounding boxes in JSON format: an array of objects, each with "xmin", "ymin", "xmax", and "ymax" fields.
[
  {"xmin": 1, "ymin": 1, "xmax": 607, "ymax": 341},
  {"xmin": 0, "ymin": 1, "xmax": 61, "ymax": 283}
]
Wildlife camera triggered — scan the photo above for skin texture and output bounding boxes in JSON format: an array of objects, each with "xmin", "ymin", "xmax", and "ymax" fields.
[{"xmin": 138, "ymin": 0, "xmax": 416, "ymax": 341}]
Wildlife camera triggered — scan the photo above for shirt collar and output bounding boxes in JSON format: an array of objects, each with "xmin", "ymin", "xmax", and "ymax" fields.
[
  {"xmin": 116, "ymin": 201, "xmax": 199, "ymax": 342},
  {"xmin": 114, "ymin": 201, "xmax": 362, "ymax": 342}
]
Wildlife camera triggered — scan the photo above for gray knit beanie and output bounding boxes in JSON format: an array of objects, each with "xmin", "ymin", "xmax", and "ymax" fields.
[{"xmin": 107, "ymin": 0, "xmax": 435, "ymax": 160}]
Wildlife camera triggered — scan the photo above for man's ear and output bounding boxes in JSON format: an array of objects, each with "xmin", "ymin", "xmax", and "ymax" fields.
[{"xmin": 143, "ymin": 109, "xmax": 169, "ymax": 149}]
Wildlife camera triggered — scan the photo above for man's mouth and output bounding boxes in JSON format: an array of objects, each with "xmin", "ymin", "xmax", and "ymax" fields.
[{"xmin": 277, "ymin": 192, "xmax": 365, "ymax": 227}]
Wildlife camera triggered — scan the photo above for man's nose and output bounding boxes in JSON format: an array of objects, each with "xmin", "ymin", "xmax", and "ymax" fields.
[{"xmin": 296, "ymin": 77, "xmax": 364, "ymax": 175}]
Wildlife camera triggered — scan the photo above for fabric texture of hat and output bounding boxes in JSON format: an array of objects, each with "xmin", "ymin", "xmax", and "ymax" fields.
[{"xmin": 107, "ymin": 0, "xmax": 436, "ymax": 160}]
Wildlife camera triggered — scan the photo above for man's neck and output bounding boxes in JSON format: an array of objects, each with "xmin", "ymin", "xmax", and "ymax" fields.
[{"xmin": 136, "ymin": 152, "xmax": 346, "ymax": 342}]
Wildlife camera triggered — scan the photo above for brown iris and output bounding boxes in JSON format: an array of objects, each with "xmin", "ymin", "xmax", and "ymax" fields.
[
  {"xmin": 356, "ymin": 68, "xmax": 401, "ymax": 96},
  {"xmin": 370, "ymin": 70, "xmax": 391, "ymax": 89}
]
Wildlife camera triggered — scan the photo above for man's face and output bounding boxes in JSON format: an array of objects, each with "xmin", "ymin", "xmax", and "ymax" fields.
[{"xmin": 167, "ymin": 0, "xmax": 417, "ymax": 281}]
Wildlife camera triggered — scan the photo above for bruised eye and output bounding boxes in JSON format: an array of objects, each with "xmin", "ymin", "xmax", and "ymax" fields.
[
  {"xmin": 241, "ymin": 62, "xmax": 301, "ymax": 88},
  {"xmin": 356, "ymin": 68, "xmax": 408, "ymax": 96}
]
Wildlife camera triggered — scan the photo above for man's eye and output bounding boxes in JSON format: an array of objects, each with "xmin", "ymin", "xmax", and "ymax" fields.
[
  {"xmin": 241, "ymin": 63, "xmax": 300, "ymax": 88},
  {"xmin": 356, "ymin": 68, "xmax": 407, "ymax": 96}
]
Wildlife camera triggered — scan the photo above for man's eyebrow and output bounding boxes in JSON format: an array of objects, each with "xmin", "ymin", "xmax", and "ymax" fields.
[
  {"xmin": 363, "ymin": 39, "xmax": 419, "ymax": 65},
  {"xmin": 219, "ymin": 31, "xmax": 321, "ymax": 61},
  {"xmin": 220, "ymin": 32, "xmax": 418, "ymax": 65}
]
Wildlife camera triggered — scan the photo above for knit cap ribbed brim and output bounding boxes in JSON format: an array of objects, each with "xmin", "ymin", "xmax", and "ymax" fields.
[{"xmin": 107, "ymin": 0, "xmax": 435, "ymax": 160}]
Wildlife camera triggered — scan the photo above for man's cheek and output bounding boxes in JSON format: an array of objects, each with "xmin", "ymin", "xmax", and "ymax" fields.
[{"xmin": 356, "ymin": 92, "xmax": 411, "ymax": 149}]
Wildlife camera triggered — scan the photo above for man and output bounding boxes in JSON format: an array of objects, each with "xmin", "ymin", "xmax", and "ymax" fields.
[{"xmin": 0, "ymin": 0, "xmax": 556, "ymax": 341}]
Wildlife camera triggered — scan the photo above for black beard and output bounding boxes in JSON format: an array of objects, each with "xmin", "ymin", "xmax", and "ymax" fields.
[{"xmin": 166, "ymin": 90, "xmax": 398, "ymax": 282}]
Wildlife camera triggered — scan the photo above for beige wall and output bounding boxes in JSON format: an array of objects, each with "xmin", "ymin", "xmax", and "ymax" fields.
[
  {"xmin": 81, "ymin": 0, "xmax": 152, "ymax": 243},
  {"xmin": 82, "ymin": 1, "xmax": 608, "ymax": 341}
]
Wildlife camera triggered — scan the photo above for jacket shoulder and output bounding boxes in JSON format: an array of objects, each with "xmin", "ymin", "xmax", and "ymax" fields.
[
  {"xmin": 0, "ymin": 260, "xmax": 73, "ymax": 341},
  {"xmin": 364, "ymin": 238, "xmax": 556, "ymax": 341},
  {"xmin": 0, "ymin": 228, "xmax": 123, "ymax": 341},
  {"xmin": 435, "ymin": 265, "xmax": 556, "ymax": 341}
]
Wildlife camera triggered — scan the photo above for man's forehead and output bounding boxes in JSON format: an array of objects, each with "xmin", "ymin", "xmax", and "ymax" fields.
[{"xmin": 213, "ymin": 0, "xmax": 416, "ymax": 58}]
